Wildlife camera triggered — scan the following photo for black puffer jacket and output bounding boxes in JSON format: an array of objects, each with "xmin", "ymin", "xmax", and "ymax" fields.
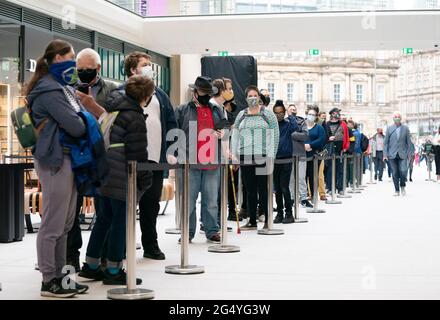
[{"xmin": 99, "ymin": 91, "xmax": 152, "ymax": 201}]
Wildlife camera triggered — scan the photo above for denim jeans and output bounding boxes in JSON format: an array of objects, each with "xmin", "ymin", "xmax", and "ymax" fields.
[
  {"xmin": 389, "ymin": 156, "xmax": 408, "ymax": 192},
  {"xmin": 187, "ymin": 168, "xmax": 220, "ymax": 239},
  {"xmin": 374, "ymin": 151, "xmax": 384, "ymax": 180},
  {"xmin": 86, "ymin": 196, "xmax": 126, "ymax": 269}
]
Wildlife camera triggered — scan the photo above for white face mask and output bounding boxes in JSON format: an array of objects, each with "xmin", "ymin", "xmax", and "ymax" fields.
[
  {"xmin": 140, "ymin": 65, "xmax": 155, "ymax": 80},
  {"xmin": 307, "ymin": 115, "xmax": 316, "ymax": 123}
]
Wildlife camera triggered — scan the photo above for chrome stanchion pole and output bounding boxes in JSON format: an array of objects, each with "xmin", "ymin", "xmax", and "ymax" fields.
[
  {"xmin": 426, "ymin": 157, "xmax": 436, "ymax": 182},
  {"xmin": 326, "ymin": 154, "xmax": 342, "ymax": 204},
  {"xmin": 108, "ymin": 161, "xmax": 154, "ymax": 300},
  {"xmin": 293, "ymin": 156, "xmax": 308, "ymax": 223},
  {"xmin": 237, "ymin": 168, "xmax": 243, "ymax": 210},
  {"xmin": 166, "ymin": 169, "xmax": 181, "ymax": 235},
  {"xmin": 209, "ymin": 165, "xmax": 240, "ymax": 252},
  {"xmin": 259, "ymin": 158, "xmax": 285, "ymax": 234},
  {"xmin": 367, "ymin": 155, "xmax": 376, "ymax": 185},
  {"xmin": 348, "ymin": 155, "xmax": 362, "ymax": 194},
  {"xmin": 308, "ymin": 156, "xmax": 326, "ymax": 213},
  {"xmin": 337, "ymin": 154, "xmax": 352, "ymax": 199},
  {"xmin": 165, "ymin": 163, "xmax": 204, "ymax": 274}
]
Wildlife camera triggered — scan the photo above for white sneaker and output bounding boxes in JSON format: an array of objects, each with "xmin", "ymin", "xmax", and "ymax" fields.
[
  {"xmin": 258, "ymin": 215, "xmax": 265, "ymax": 223},
  {"xmin": 401, "ymin": 187, "xmax": 406, "ymax": 196},
  {"xmin": 394, "ymin": 191, "xmax": 400, "ymax": 196}
]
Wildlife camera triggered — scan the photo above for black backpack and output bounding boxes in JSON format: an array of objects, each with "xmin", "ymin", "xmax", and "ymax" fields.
[{"xmin": 361, "ymin": 134, "xmax": 369, "ymax": 152}]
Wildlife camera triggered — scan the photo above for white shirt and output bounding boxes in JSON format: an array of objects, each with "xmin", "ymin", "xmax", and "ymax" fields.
[{"xmin": 143, "ymin": 94, "xmax": 162, "ymax": 163}]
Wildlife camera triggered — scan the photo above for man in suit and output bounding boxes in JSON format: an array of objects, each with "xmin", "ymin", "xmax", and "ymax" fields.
[{"xmin": 384, "ymin": 111, "xmax": 412, "ymax": 196}]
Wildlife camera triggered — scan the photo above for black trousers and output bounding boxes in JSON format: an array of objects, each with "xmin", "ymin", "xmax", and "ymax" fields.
[
  {"xmin": 66, "ymin": 195, "xmax": 83, "ymax": 263},
  {"xmin": 274, "ymin": 163, "xmax": 292, "ymax": 215},
  {"xmin": 241, "ymin": 164, "xmax": 268, "ymax": 225},
  {"xmin": 434, "ymin": 145, "xmax": 440, "ymax": 176},
  {"xmin": 139, "ymin": 169, "xmax": 164, "ymax": 250},
  {"xmin": 306, "ymin": 159, "xmax": 321, "ymax": 199}
]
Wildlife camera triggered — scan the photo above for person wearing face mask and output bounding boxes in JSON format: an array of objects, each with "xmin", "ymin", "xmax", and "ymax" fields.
[
  {"xmin": 231, "ymin": 86, "xmax": 279, "ymax": 230},
  {"xmin": 260, "ymin": 89, "xmax": 271, "ymax": 107},
  {"xmin": 272, "ymin": 100, "xmax": 299, "ymax": 224},
  {"xmin": 325, "ymin": 108, "xmax": 350, "ymax": 195},
  {"xmin": 287, "ymin": 104, "xmax": 297, "ymax": 117},
  {"xmin": 79, "ymin": 75, "xmax": 153, "ymax": 285},
  {"xmin": 65, "ymin": 48, "xmax": 119, "ymax": 273},
  {"xmin": 317, "ymin": 112, "xmax": 328, "ymax": 200},
  {"xmin": 371, "ymin": 128, "xmax": 385, "ymax": 182},
  {"xmin": 102, "ymin": 51, "xmax": 177, "ymax": 259},
  {"xmin": 26, "ymin": 39, "xmax": 90, "ymax": 298},
  {"xmin": 304, "ymin": 108, "xmax": 326, "ymax": 204},
  {"xmin": 383, "ymin": 112, "xmax": 412, "ymax": 196},
  {"xmin": 174, "ymin": 76, "xmax": 226, "ymax": 243},
  {"xmin": 433, "ymin": 126, "xmax": 440, "ymax": 182}
]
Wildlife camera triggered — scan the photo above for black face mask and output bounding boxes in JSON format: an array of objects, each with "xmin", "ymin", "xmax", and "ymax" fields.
[
  {"xmin": 196, "ymin": 93, "xmax": 211, "ymax": 106},
  {"xmin": 78, "ymin": 68, "xmax": 98, "ymax": 84}
]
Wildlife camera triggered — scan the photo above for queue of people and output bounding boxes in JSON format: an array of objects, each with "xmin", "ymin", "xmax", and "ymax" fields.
[{"xmin": 28, "ymin": 39, "xmax": 432, "ymax": 299}]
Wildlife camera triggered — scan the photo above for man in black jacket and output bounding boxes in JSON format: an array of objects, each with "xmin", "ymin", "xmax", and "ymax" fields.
[
  {"xmin": 121, "ymin": 52, "xmax": 178, "ymax": 260},
  {"xmin": 66, "ymin": 48, "xmax": 118, "ymax": 272}
]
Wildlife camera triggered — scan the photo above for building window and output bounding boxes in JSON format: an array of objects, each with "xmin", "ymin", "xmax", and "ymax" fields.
[
  {"xmin": 267, "ymin": 83, "xmax": 275, "ymax": 102},
  {"xmin": 306, "ymin": 83, "xmax": 314, "ymax": 103},
  {"xmin": 377, "ymin": 85, "xmax": 385, "ymax": 104},
  {"xmin": 356, "ymin": 84, "xmax": 363, "ymax": 103},
  {"xmin": 287, "ymin": 83, "xmax": 294, "ymax": 102},
  {"xmin": 334, "ymin": 84, "xmax": 341, "ymax": 103}
]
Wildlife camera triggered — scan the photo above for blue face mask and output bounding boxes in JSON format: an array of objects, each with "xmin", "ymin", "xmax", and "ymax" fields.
[{"xmin": 49, "ymin": 60, "xmax": 78, "ymax": 86}]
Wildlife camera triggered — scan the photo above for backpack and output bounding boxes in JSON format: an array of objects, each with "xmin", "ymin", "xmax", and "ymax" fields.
[
  {"xmin": 10, "ymin": 103, "xmax": 48, "ymax": 149},
  {"xmin": 361, "ymin": 133, "xmax": 369, "ymax": 152},
  {"xmin": 235, "ymin": 106, "xmax": 270, "ymax": 128}
]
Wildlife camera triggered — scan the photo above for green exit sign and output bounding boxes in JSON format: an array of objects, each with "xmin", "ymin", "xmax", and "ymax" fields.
[
  {"xmin": 218, "ymin": 51, "xmax": 229, "ymax": 57},
  {"xmin": 402, "ymin": 48, "xmax": 413, "ymax": 55},
  {"xmin": 308, "ymin": 49, "xmax": 320, "ymax": 56}
]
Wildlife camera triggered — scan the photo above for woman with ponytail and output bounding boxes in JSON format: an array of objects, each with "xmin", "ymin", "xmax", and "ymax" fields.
[{"xmin": 26, "ymin": 39, "xmax": 89, "ymax": 298}]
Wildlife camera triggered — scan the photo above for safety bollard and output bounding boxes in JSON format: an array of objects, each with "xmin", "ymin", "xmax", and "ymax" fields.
[
  {"xmin": 348, "ymin": 155, "xmax": 362, "ymax": 194},
  {"xmin": 337, "ymin": 154, "xmax": 352, "ymax": 199},
  {"xmin": 293, "ymin": 156, "xmax": 308, "ymax": 223},
  {"xmin": 326, "ymin": 154, "xmax": 342, "ymax": 204},
  {"xmin": 307, "ymin": 156, "xmax": 326, "ymax": 213},
  {"xmin": 209, "ymin": 165, "xmax": 241, "ymax": 252},
  {"xmin": 165, "ymin": 163, "xmax": 204, "ymax": 275},
  {"xmin": 259, "ymin": 158, "xmax": 285, "ymax": 234},
  {"xmin": 107, "ymin": 161, "xmax": 154, "ymax": 300},
  {"xmin": 166, "ymin": 169, "xmax": 181, "ymax": 235},
  {"xmin": 367, "ymin": 155, "xmax": 376, "ymax": 185}
]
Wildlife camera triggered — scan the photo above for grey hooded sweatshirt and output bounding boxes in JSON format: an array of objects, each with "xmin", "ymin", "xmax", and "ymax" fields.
[{"xmin": 27, "ymin": 75, "xmax": 86, "ymax": 168}]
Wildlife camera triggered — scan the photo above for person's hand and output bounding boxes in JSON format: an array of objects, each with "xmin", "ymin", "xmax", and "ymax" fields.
[
  {"xmin": 166, "ymin": 154, "xmax": 178, "ymax": 165},
  {"xmin": 329, "ymin": 136, "xmax": 336, "ymax": 142},
  {"xmin": 214, "ymin": 129, "xmax": 225, "ymax": 139},
  {"xmin": 76, "ymin": 89, "xmax": 105, "ymax": 117},
  {"xmin": 383, "ymin": 156, "xmax": 388, "ymax": 161},
  {"xmin": 305, "ymin": 144, "xmax": 312, "ymax": 152}
]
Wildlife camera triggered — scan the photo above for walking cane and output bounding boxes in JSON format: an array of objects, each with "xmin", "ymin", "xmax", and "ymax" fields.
[{"xmin": 229, "ymin": 165, "xmax": 241, "ymax": 234}]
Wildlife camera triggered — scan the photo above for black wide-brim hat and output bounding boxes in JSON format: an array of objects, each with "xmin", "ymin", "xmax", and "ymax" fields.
[{"xmin": 189, "ymin": 76, "xmax": 218, "ymax": 95}]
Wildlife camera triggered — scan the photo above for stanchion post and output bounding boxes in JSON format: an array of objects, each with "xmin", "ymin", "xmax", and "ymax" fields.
[
  {"xmin": 107, "ymin": 161, "xmax": 155, "ymax": 300},
  {"xmin": 209, "ymin": 165, "xmax": 241, "ymax": 251},
  {"xmin": 326, "ymin": 154, "xmax": 342, "ymax": 204},
  {"xmin": 307, "ymin": 156, "xmax": 326, "ymax": 213},
  {"xmin": 348, "ymin": 154, "xmax": 362, "ymax": 194},
  {"xmin": 166, "ymin": 169, "xmax": 181, "ymax": 235},
  {"xmin": 259, "ymin": 158, "xmax": 285, "ymax": 234},
  {"xmin": 337, "ymin": 154, "xmax": 352, "ymax": 199},
  {"xmin": 293, "ymin": 156, "xmax": 308, "ymax": 223},
  {"xmin": 165, "ymin": 163, "xmax": 204, "ymax": 275},
  {"xmin": 359, "ymin": 154, "xmax": 367, "ymax": 188},
  {"xmin": 367, "ymin": 154, "xmax": 376, "ymax": 185},
  {"xmin": 426, "ymin": 157, "xmax": 436, "ymax": 182}
]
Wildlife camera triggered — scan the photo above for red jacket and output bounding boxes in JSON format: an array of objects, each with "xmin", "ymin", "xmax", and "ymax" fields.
[{"xmin": 340, "ymin": 121, "xmax": 350, "ymax": 151}]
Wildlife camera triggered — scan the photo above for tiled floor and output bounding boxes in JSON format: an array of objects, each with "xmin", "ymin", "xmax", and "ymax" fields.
[{"xmin": 1, "ymin": 166, "xmax": 440, "ymax": 300}]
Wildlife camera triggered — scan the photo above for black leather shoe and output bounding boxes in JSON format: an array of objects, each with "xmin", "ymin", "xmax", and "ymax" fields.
[{"xmin": 143, "ymin": 244, "xmax": 165, "ymax": 260}]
